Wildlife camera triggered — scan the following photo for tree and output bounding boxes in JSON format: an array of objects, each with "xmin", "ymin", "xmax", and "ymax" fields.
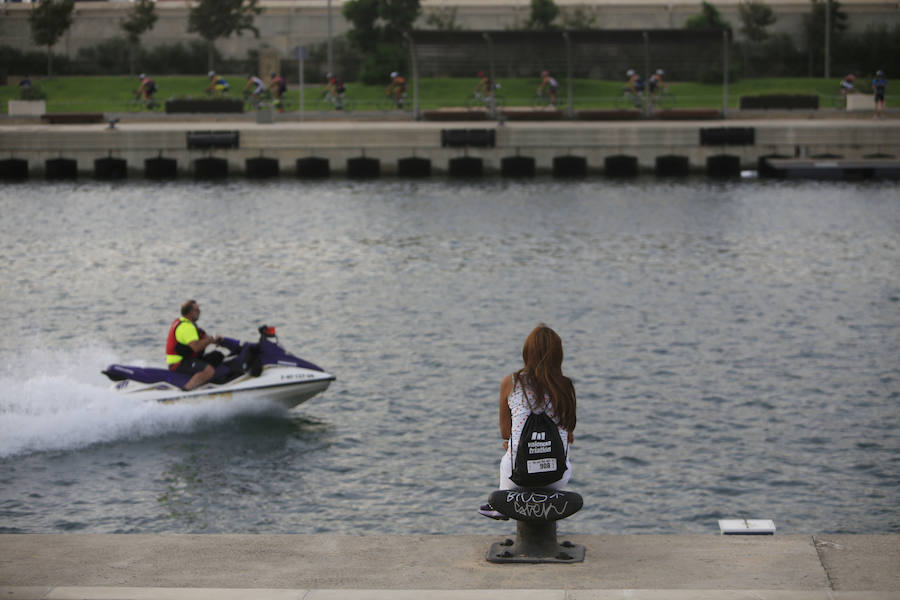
[
  {"xmin": 187, "ymin": 0, "xmax": 263, "ymax": 72},
  {"xmin": 526, "ymin": 0, "xmax": 560, "ymax": 30},
  {"xmin": 685, "ymin": 1, "xmax": 732, "ymax": 33},
  {"xmin": 424, "ymin": 6, "xmax": 464, "ymax": 31},
  {"xmin": 559, "ymin": 5, "xmax": 601, "ymax": 30},
  {"xmin": 803, "ymin": 0, "xmax": 847, "ymax": 75},
  {"xmin": 379, "ymin": 0, "xmax": 421, "ymax": 40},
  {"xmin": 341, "ymin": 0, "xmax": 421, "ymax": 84},
  {"xmin": 120, "ymin": 0, "xmax": 158, "ymax": 75},
  {"xmin": 29, "ymin": 0, "xmax": 74, "ymax": 77},
  {"xmin": 342, "ymin": 0, "xmax": 380, "ymax": 55},
  {"xmin": 738, "ymin": 0, "xmax": 776, "ymax": 42}
]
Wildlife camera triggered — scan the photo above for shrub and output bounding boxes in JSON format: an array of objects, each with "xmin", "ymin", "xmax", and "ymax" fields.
[
  {"xmin": 75, "ymin": 37, "xmax": 131, "ymax": 75},
  {"xmin": 20, "ymin": 85, "xmax": 48, "ymax": 101},
  {"xmin": 358, "ymin": 43, "xmax": 406, "ymax": 85},
  {"xmin": 281, "ymin": 38, "xmax": 362, "ymax": 84},
  {"xmin": 0, "ymin": 45, "xmax": 70, "ymax": 76},
  {"xmin": 141, "ymin": 41, "xmax": 214, "ymax": 75}
]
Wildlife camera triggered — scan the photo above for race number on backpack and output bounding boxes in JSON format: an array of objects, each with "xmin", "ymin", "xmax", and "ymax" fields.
[{"xmin": 510, "ymin": 411, "xmax": 567, "ymax": 487}]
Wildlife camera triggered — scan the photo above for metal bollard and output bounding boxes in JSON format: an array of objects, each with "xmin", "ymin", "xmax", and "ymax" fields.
[{"xmin": 485, "ymin": 489, "xmax": 585, "ymax": 564}]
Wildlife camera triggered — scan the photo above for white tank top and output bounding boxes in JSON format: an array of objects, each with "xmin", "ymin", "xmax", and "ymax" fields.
[{"xmin": 508, "ymin": 375, "xmax": 569, "ymax": 464}]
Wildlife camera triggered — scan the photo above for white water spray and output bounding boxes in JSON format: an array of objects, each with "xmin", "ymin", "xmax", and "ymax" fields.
[{"xmin": 0, "ymin": 347, "xmax": 287, "ymax": 458}]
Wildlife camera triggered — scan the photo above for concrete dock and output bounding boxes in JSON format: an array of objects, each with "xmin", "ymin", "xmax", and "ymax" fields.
[
  {"xmin": 1, "ymin": 534, "xmax": 898, "ymax": 599},
  {"xmin": 1, "ymin": 116, "xmax": 898, "ymax": 179}
]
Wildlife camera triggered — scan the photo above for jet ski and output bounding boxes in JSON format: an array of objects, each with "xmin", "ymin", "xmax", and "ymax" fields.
[{"xmin": 102, "ymin": 325, "xmax": 335, "ymax": 409}]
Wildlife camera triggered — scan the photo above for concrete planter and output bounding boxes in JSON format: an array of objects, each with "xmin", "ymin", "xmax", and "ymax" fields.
[
  {"xmin": 256, "ymin": 106, "xmax": 274, "ymax": 123},
  {"xmin": 739, "ymin": 95, "xmax": 819, "ymax": 110},
  {"xmin": 8, "ymin": 100, "xmax": 46, "ymax": 116},
  {"xmin": 165, "ymin": 98, "xmax": 244, "ymax": 114},
  {"xmin": 847, "ymin": 94, "xmax": 875, "ymax": 111}
]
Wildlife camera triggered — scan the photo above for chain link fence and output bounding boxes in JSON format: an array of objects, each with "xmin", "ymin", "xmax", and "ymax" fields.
[{"xmin": 407, "ymin": 29, "xmax": 729, "ymax": 116}]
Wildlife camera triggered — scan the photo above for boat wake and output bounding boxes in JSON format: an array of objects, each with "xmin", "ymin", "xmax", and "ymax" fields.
[{"xmin": 0, "ymin": 347, "xmax": 289, "ymax": 459}]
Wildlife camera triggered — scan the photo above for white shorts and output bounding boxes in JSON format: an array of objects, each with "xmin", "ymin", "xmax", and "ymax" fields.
[{"xmin": 498, "ymin": 450, "xmax": 572, "ymax": 491}]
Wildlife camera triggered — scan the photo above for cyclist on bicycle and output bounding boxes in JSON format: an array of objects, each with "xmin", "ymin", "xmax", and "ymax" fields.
[
  {"xmin": 243, "ymin": 74, "xmax": 266, "ymax": 105},
  {"xmin": 205, "ymin": 71, "xmax": 229, "ymax": 96},
  {"xmin": 137, "ymin": 73, "xmax": 157, "ymax": 102},
  {"xmin": 385, "ymin": 71, "xmax": 407, "ymax": 108},
  {"xmin": 536, "ymin": 70, "xmax": 559, "ymax": 106},
  {"xmin": 625, "ymin": 69, "xmax": 644, "ymax": 95},
  {"xmin": 323, "ymin": 73, "xmax": 346, "ymax": 110},
  {"xmin": 840, "ymin": 73, "xmax": 856, "ymax": 95},
  {"xmin": 474, "ymin": 71, "xmax": 493, "ymax": 97},
  {"xmin": 269, "ymin": 71, "xmax": 287, "ymax": 112},
  {"xmin": 649, "ymin": 69, "xmax": 664, "ymax": 96}
]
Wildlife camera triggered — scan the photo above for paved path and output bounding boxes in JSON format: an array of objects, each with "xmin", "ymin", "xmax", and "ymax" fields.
[{"xmin": 1, "ymin": 534, "xmax": 898, "ymax": 599}]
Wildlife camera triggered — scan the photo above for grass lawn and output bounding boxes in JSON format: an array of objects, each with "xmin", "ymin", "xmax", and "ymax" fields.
[{"xmin": 1, "ymin": 75, "xmax": 858, "ymax": 114}]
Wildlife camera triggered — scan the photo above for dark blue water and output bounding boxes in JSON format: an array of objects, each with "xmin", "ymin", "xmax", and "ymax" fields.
[{"xmin": 1, "ymin": 178, "xmax": 898, "ymax": 534}]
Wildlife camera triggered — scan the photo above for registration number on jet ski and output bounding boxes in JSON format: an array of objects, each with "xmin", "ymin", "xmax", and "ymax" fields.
[{"xmin": 279, "ymin": 373, "xmax": 318, "ymax": 381}]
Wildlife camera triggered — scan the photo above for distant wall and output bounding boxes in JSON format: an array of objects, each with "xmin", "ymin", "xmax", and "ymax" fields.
[{"xmin": 0, "ymin": 0, "xmax": 897, "ymax": 62}]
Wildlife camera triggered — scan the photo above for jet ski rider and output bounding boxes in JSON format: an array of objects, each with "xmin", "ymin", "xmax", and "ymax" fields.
[{"xmin": 166, "ymin": 299, "xmax": 223, "ymax": 390}]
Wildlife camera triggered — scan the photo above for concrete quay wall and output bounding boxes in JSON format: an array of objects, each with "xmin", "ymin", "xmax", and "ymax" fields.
[
  {"xmin": 2, "ymin": 118, "xmax": 898, "ymax": 179},
  {"xmin": 0, "ymin": 534, "xmax": 899, "ymax": 597}
]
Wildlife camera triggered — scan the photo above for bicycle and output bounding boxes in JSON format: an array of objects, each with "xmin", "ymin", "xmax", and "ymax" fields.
[
  {"xmin": 531, "ymin": 90, "xmax": 561, "ymax": 109},
  {"xmin": 465, "ymin": 90, "xmax": 505, "ymax": 111},
  {"xmin": 127, "ymin": 91, "xmax": 161, "ymax": 112},
  {"xmin": 648, "ymin": 87, "xmax": 675, "ymax": 111},
  {"xmin": 377, "ymin": 91, "xmax": 408, "ymax": 112},
  {"xmin": 263, "ymin": 89, "xmax": 293, "ymax": 113},
  {"xmin": 831, "ymin": 92, "xmax": 850, "ymax": 109},
  {"xmin": 244, "ymin": 90, "xmax": 273, "ymax": 112},
  {"xmin": 614, "ymin": 88, "xmax": 643, "ymax": 110},
  {"xmin": 273, "ymin": 94, "xmax": 292, "ymax": 113},
  {"xmin": 319, "ymin": 90, "xmax": 353, "ymax": 112}
]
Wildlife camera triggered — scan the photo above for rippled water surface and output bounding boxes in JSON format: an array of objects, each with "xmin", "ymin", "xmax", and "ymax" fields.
[{"xmin": 1, "ymin": 178, "xmax": 898, "ymax": 534}]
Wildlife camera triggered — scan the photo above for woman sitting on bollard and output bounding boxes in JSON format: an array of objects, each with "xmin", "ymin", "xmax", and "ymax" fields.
[{"xmin": 479, "ymin": 323, "xmax": 577, "ymax": 519}]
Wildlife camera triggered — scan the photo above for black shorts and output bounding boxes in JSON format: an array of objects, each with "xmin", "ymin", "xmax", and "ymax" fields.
[{"xmin": 174, "ymin": 358, "xmax": 210, "ymax": 375}]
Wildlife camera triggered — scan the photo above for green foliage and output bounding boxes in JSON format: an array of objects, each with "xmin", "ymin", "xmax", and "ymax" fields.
[
  {"xmin": 685, "ymin": 1, "xmax": 732, "ymax": 33},
  {"xmin": 342, "ymin": 0, "xmax": 381, "ymax": 53},
  {"xmin": 358, "ymin": 43, "xmax": 406, "ymax": 84},
  {"xmin": 0, "ymin": 45, "xmax": 68, "ymax": 77},
  {"xmin": 29, "ymin": 0, "xmax": 74, "ymax": 76},
  {"xmin": 70, "ymin": 39, "xmax": 218, "ymax": 75},
  {"xmin": 76, "ymin": 37, "xmax": 132, "ymax": 75},
  {"xmin": 526, "ymin": 0, "xmax": 560, "ymax": 30},
  {"xmin": 803, "ymin": 0, "xmax": 848, "ymax": 74},
  {"xmin": 281, "ymin": 38, "xmax": 361, "ymax": 84},
  {"xmin": 697, "ymin": 60, "xmax": 742, "ymax": 84},
  {"xmin": 121, "ymin": 0, "xmax": 158, "ymax": 45},
  {"xmin": 738, "ymin": 0, "xmax": 776, "ymax": 42},
  {"xmin": 343, "ymin": 0, "xmax": 421, "ymax": 51},
  {"xmin": 19, "ymin": 85, "xmax": 47, "ymax": 101},
  {"xmin": 142, "ymin": 41, "xmax": 224, "ymax": 75},
  {"xmin": 559, "ymin": 5, "xmax": 601, "ymax": 30},
  {"xmin": 739, "ymin": 33, "xmax": 806, "ymax": 77},
  {"xmin": 379, "ymin": 0, "xmax": 421, "ymax": 39},
  {"xmin": 29, "ymin": 0, "xmax": 74, "ymax": 49},
  {"xmin": 804, "ymin": 0, "xmax": 848, "ymax": 43},
  {"xmin": 187, "ymin": 0, "xmax": 263, "ymax": 43},
  {"xmin": 187, "ymin": 0, "xmax": 262, "ymax": 70},
  {"xmin": 424, "ymin": 6, "xmax": 464, "ymax": 31},
  {"xmin": 341, "ymin": 0, "xmax": 420, "ymax": 79},
  {"xmin": 835, "ymin": 24, "xmax": 900, "ymax": 78}
]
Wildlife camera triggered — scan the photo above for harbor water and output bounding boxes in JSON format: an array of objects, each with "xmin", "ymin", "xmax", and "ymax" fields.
[{"xmin": 0, "ymin": 178, "xmax": 897, "ymax": 535}]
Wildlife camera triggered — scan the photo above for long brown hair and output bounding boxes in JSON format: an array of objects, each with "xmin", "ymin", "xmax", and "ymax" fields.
[{"xmin": 513, "ymin": 323, "xmax": 576, "ymax": 432}]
